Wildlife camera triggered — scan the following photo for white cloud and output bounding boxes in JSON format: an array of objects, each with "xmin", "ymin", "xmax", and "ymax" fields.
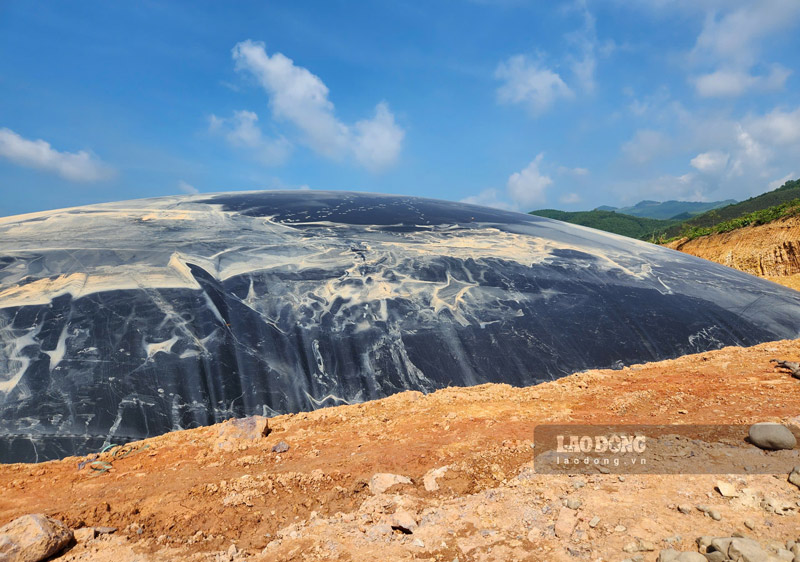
[
  {"xmin": 621, "ymin": 129, "xmax": 671, "ymax": 164},
  {"xmin": 746, "ymin": 106, "xmax": 800, "ymax": 145},
  {"xmin": 560, "ymin": 192, "xmax": 582, "ymax": 204},
  {"xmin": 693, "ymin": 65, "xmax": 790, "ymax": 97},
  {"xmin": 768, "ymin": 172, "xmax": 795, "ymax": 190},
  {"xmin": 352, "ymin": 102, "xmax": 405, "ymax": 171},
  {"xmin": 495, "ymin": 55, "xmax": 573, "ymax": 115},
  {"xmin": 690, "ymin": 150, "xmax": 729, "ymax": 174},
  {"xmin": 0, "ymin": 127, "xmax": 113, "ymax": 182},
  {"xmin": 558, "ymin": 165, "xmax": 589, "ymax": 176},
  {"xmin": 209, "ymin": 110, "xmax": 292, "ymax": 165},
  {"xmin": 460, "ymin": 188, "xmax": 517, "ymax": 211},
  {"xmin": 565, "ymin": 2, "xmax": 598, "ymax": 93},
  {"xmin": 177, "ymin": 180, "xmax": 198, "ymax": 194},
  {"xmin": 506, "ymin": 153, "xmax": 553, "ymax": 207},
  {"xmin": 231, "ymin": 40, "xmax": 404, "ymax": 170},
  {"xmin": 689, "ymin": 0, "xmax": 800, "ymax": 97}
]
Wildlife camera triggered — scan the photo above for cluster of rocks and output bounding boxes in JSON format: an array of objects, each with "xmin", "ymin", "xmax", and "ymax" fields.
[
  {"xmin": 655, "ymin": 536, "xmax": 800, "ymax": 562},
  {"xmin": 0, "ymin": 513, "xmax": 116, "ymax": 562}
]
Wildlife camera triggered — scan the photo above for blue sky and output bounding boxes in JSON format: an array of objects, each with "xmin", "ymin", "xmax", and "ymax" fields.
[{"xmin": 1, "ymin": 1, "xmax": 800, "ymax": 217}]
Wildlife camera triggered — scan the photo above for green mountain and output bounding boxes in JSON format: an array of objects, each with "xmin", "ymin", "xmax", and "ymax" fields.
[
  {"xmin": 596, "ymin": 199, "xmax": 736, "ymax": 220},
  {"xmin": 531, "ymin": 179, "xmax": 800, "ymax": 242},
  {"xmin": 530, "ymin": 209, "xmax": 678, "ymax": 240},
  {"xmin": 662, "ymin": 178, "xmax": 800, "ymax": 239}
]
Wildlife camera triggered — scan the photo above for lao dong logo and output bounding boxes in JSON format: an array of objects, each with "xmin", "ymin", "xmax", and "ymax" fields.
[{"xmin": 556, "ymin": 434, "xmax": 647, "ymax": 454}]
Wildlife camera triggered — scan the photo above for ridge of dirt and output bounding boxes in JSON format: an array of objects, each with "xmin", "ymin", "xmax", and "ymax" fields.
[
  {"xmin": 665, "ymin": 215, "xmax": 800, "ymax": 290},
  {"xmin": 2, "ymin": 339, "xmax": 800, "ymax": 561}
]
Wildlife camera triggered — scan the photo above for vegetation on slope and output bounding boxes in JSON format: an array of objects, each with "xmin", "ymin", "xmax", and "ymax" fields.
[
  {"xmin": 531, "ymin": 209, "xmax": 677, "ymax": 240},
  {"xmin": 670, "ymin": 197, "xmax": 800, "ymax": 241},
  {"xmin": 599, "ymin": 199, "xmax": 736, "ymax": 220},
  {"xmin": 661, "ymin": 178, "xmax": 800, "ymax": 239}
]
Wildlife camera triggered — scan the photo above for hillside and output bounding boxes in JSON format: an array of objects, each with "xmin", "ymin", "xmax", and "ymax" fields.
[
  {"xmin": 666, "ymin": 215, "xmax": 800, "ymax": 291},
  {"xmin": 2, "ymin": 340, "xmax": 800, "ymax": 561},
  {"xmin": 663, "ymin": 179, "xmax": 800, "ymax": 239},
  {"xmin": 530, "ymin": 209, "xmax": 676, "ymax": 240},
  {"xmin": 598, "ymin": 199, "xmax": 736, "ymax": 220}
]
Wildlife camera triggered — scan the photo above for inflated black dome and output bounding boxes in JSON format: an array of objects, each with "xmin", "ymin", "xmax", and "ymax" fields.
[{"xmin": 2, "ymin": 191, "xmax": 799, "ymax": 462}]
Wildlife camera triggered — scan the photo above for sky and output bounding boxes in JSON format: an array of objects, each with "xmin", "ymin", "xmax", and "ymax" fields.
[{"xmin": 1, "ymin": 0, "xmax": 800, "ymax": 217}]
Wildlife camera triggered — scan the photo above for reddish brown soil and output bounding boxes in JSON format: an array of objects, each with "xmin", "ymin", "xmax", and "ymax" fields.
[{"xmin": 2, "ymin": 339, "xmax": 800, "ymax": 561}]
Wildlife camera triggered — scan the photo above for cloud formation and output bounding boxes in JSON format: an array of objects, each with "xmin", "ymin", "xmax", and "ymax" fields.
[
  {"xmin": 507, "ymin": 154, "xmax": 553, "ymax": 206},
  {"xmin": 689, "ymin": 0, "xmax": 800, "ymax": 97},
  {"xmin": 495, "ymin": 55, "xmax": 573, "ymax": 115},
  {"xmin": 230, "ymin": 40, "xmax": 404, "ymax": 170},
  {"xmin": 209, "ymin": 110, "xmax": 292, "ymax": 165},
  {"xmin": 0, "ymin": 128, "xmax": 113, "ymax": 182}
]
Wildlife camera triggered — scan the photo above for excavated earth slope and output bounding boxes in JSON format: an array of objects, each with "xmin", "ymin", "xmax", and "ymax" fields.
[
  {"xmin": 1, "ymin": 339, "xmax": 800, "ymax": 561},
  {"xmin": 666, "ymin": 216, "xmax": 800, "ymax": 291}
]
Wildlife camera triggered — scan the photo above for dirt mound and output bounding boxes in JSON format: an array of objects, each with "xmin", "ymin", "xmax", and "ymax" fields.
[
  {"xmin": 666, "ymin": 216, "xmax": 800, "ymax": 290},
  {"xmin": 2, "ymin": 339, "xmax": 800, "ymax": 561}
]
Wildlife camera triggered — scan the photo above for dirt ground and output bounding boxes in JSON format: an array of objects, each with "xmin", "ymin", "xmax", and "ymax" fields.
[{"xmin": 2, "ymin": 339, "xmax": 800, "ymax": 561}]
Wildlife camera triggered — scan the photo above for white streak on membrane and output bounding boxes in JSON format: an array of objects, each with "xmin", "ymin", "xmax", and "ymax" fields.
[{"xmin": 44, "ymin": 324, "xmax": 69, "ymax": 371}]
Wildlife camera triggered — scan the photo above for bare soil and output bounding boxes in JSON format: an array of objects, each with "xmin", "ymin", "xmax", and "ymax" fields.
[{"xmin": 2, "ymin": 339, "xmax": 800, "ymax": 561}]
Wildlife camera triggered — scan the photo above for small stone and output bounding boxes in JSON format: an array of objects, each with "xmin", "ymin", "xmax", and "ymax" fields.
[
  {"xmin": 73, "ymin": 527, "xmax": 97, "ymax": 542},
  {"xmin": 94, "ymin": 526, "xmax": 117, "ymax": 535},
  {"xmin": 715, "ymin": 481, "xmax": 739, "ymax": 497},
  {"xmin": 677, "ymin": 504, "xmax": 692, "ymax": 514},
  {"xmin": 390, "ymin": 509, "xmax": 417, "ymax": 534},
  {"xmin": 588, "ymin": 516, "xmax": 600, "ymax": 528},
  {"xmin": 638, "ymin": 539, "xmax": 656, "ymax": 551},
  {"xmin": 554, "ymin": 508, "xmax": 578, "ymax": 538},
  {"xmin": 0, "ymin": 514, "xmax": 73, "ymax": 562},
  {"xmin": 412, "ymin": 538, "xmax": 424, "ymax": 548},
  {"xmin": 744, "ymin": 519, "xmax": 756, "ymax": 530},
  {"xmin": 215, "ymin": 416, "xmax": 271, "ymax": 450},
  {"xmin": 596, "ymin": 465, "xmax": 610, "ymax": 474},
  {"xmin": 614, "ymin": 525, "xmax": 627, "ymax": 533},
  {"xmin": 622, "ymin": 541, "xmax": 639, "ymax": 553},
  {"xmin": 572, "ymin": 479, "xmax": 586, "ymax": 489},
  {"xmin": 708, "ymin": 510, "xmax": 722, "ymax": 521},
  {"xmin": 423, "ymin": 466, "xmax": 448, "ymax": 492},
  {"xmin": 788, "ymin": 466, "xmax": 800, "ymax": 489},
  {"xmin": 695, "ymin": 504, "xmax": 710, "ymax": 513},
  {"xmin": 729, "ymin": 537, "xmax": 769, "ymax": 562},
  {"xmin": 565, "ymin": 498, "xmax": 582, "ymax": 510},
  {"xmin": 618, "ymin": 476, "xmax": 626, "ymax": 482},
  {"xmin": 748, "ymin": 422, "xmax": 797, "ymax": 451},
  {"xmin": 368, "ymin": 473, "xmax": 412, "ymax": 494},
  {"xmin": 775, "ymin": 548, "xmax": 794, "ymax": 561},
  {"xmin": 676, "ymin": 554, "xmax": 707, "ymax": 562},
  {"xmin": 271, "ymin": 441, "xmax": 289, "ymax": 453},
  {"xmin": 677, "ymin": 409, "xmax": 688, "ymax": 414},
  {"xmin": 702, "ymin": 552, "xmax": 727, "ymax": 562},
  {"xmin": 657, "ymin": 549, "xmax": 680, "ymax": 562}
]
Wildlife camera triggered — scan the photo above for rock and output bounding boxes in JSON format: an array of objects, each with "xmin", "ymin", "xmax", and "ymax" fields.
[
  {"xmin": 703, "ymin": 552, "xmax": 727, "ymax": 562},
  {"xmin": 677, "ymin": 504, "xmax": 693, "ymax": 514},
  {"xmin": 709, "ymin": 537, "xmax": 733, "ymax": 553},
  {"xmin": 369, "ymin": 473, "xmax": 412, "ymax": 494},
  {"xmin": 657, "ymin": 549, "xmax": 680, "ymax": 562},
  {"xmin": 708, "ymin": 510, "xmax": 722, "ymax": 521},
  {"xmin": 565, "ymin": 498, "xmax": 582, "ymax": 510},
  {"xmin": 622, "ymin": 541, "xmax": 639, "ymax": 553},
  {"xmin": 412, "ymin": 538, "xmax": 424, "ymax": 548},
  {"xmin": 748, "ymin": 422, "xmax": 797, "ymax": 451},
  {"xmin": 744, "ymin": 519, "xmax": 757, "ymax": 530},
  {"xmin": 423, "ymin": 466, "xmax": 449, "ymax": 492},
  {"xmin": 73, "ymin": 527, "xmax": 96, "ymax": 542},
  {"xmin": 271, "ymin": 441, "xmax": 289, "ymax": 453},
  {"xmin": 728, "ymin": 537, "xmax": 769, "ymax": 562},
  {"xmin": 94, "ymin": 526, "xmax": 117, "ymax": 535},
  {"xmin": 788, "ymin": 466, "xmax": 800, "ymax": 489},
  {"xmin": 365, "ymin": 524, "xmax": 392, "ymax": 542},
  {"xmin": 390, "ymin": 509, "xmax": 417, "ymax": 534},
  {"xmin": 0, "ymin": 514, "xmax": 73, "ymax": 562},
  {"xmin": 215, "ymin": 416, "xmax": 270, "ymax": 450},
  {"xmin": 638, "ymin": 540, "xmax": 656, "ymax": 551},
  {"xmin": 554, "ymin": 508, "xmax": 578, "ymax": 538},
  {"xmin": 715, "ymin": 481, "xmax": 739, "ymax": 498},
  {"xmin": 676, "ymin": 554, "xmax": 707, "ymax": 562},
  {"xmin": 775, "ymin": 548, "xmax": 794, "ymax": 561},
  {"xmin": 588, "ymin": 516, "xmax": 600, "ymax": 528},
  {"xmin": 614, "ymin": 525, "xmax": 627, "ymax": 533}
]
